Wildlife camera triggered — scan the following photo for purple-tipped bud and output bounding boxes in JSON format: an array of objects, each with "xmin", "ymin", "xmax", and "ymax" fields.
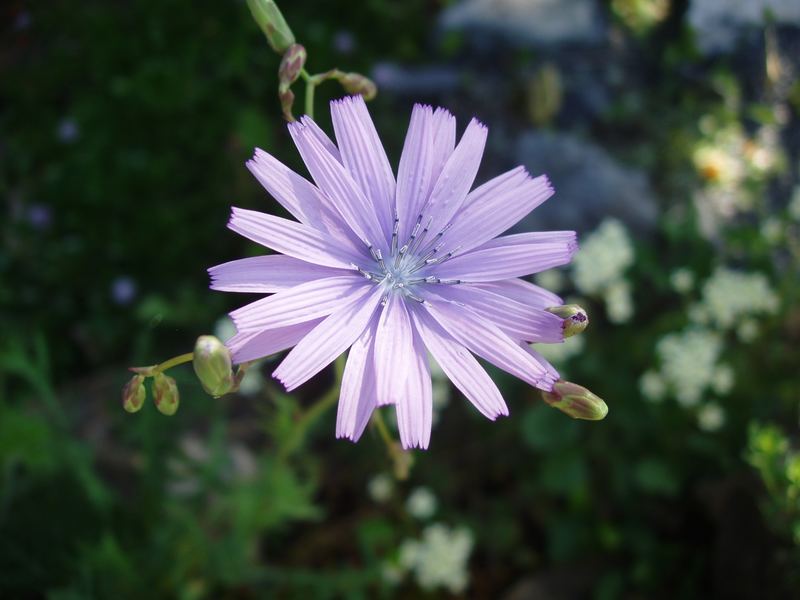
[
  {"xmin": 193, "ymin": 335, "xmax": 234, "ymax": 398},
  {"xmin": 278, "ymin": 44, "xmax": 306, "ymax": 88},
  {"xmin": 279, "ymin": 86, "xmax": 296, "ymax": 122},
  {"xmin": 153, "ymin": 373, "xmax": 180, "ymax": 416},
  {"xmin": 339, "ymin": 72, "xmax": 377, "ymax": 101},
  {"xmin": 122, "ymin": 374, "xmax": 146, "ymax": 413},
  {"xmin": 545, "ymin": 304, "xmax": 589, "ymax": 338},
  {"xmin": 541, "ymin": 380, "xmax": 608, "ymax": 421},
  {"xmin": 246, "ymin": 0, "xmax": 295, "ymax": 54}
]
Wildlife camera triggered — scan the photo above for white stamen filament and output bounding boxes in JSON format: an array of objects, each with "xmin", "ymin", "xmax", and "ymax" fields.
[{"xmin": 355, "ymin": 211, "xmax": 462, "ymax": 303}]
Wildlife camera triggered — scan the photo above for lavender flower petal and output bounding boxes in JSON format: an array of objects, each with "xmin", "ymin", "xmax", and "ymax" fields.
[
  {"xmin": 412, "ymin": 308, "xmax": 508, "ymax": 419},
  {"xmin": 273, "ymin": 285, "xmax": 383, "ymax": 391},
  {"xmin": 330, "ymin": 96, "xmax": 396, "ymax": 238},
  {"xmin": 209, "ymin": 255, "xmax": 350, "ymax": 293}
]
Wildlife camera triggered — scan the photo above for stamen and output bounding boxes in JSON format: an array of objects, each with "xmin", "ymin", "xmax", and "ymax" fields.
[
  {"xmin": 374, "ymin": 248, "xmax": 386, "ymax": 272},
  {"xmin": 391, "ymin": 212, "xmax": 399, "ymax": 256}
]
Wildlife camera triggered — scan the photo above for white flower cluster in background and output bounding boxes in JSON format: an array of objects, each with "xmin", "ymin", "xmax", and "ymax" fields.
[
  {"xmin": 654, "ymin": 329, "xmax": 726, "ymax": 407},
  {"xmin": 390, "ymin": 524, "xmax": 474, "ymax": 594},
  {"xmin": 572, "ymin": 218, "xmax": 635, "ymax": 323},
  {"xmin": 689, "ymin": 267, "xmax": 780, "ymax": 333},
  {"xmin": 692, "ymin": 119, "xmax": 784, "ymax": 236}
]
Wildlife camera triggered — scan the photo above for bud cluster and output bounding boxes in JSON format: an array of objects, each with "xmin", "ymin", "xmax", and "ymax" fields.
[
  {"xmin": 245, "ymin": 0, "xmax": 377, "ymax": 121},
  {"xmin": 122, "ymin": 335, "xmax": 239, "ymax": 416}
]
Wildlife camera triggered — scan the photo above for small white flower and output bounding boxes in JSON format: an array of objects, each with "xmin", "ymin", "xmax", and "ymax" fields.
[
  {"xmin": 700, "ymin": 267, "xmax": 779, "ymax": 330},
  {"xmin": 605, "ymin": 280, "xmax": 634, "ymax": 324},
  {"xmin": 711, "ymin": 364, "xmax": 734, "ymax": 395},
  {"xmin": 670, "ymin": 268, "xmax": 695, "ymax": 294},
  {"xmin": 657, "ymin": 329, "xmax": 723, "ymax": 406},
  {"xmin": 406, "ymin": 487, "xmax": 437, "ymax": 520},
  {"xmin": 367, "ymin": 473, "xmax": 394, "ymax": 503},
  {"xmin": 572, "ymin": 219, "xmax": 634, "ymax": 295},
  {"xmin": 401, "ymin": 524, "xmax": 474, "ymax": 594},
  {"xmin": 737, "ymin": 319, "xmax": 759, "ymax": 343},
  {"xmin": 697, "ymin": 403, "xmax": 726, "ymax": 432},
  {"xmin": 640, "ymin": 370, "xmax": 666, "ymax": 403}
]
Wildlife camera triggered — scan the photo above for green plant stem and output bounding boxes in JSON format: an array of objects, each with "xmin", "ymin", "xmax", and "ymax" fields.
[
  {"xmin": 371, "ymin": 410, "xmax": 394, "ymax": 448},
  {"xmin": 300, "ymin": 68, "xmax": 315, "ymax": 119},
  {"xmin": 279, "ymin": 356, "xmax": 345, "ymax": 459},
  {"xmin": 155, "ymin": 352, "xmax": 194, "ymax": 373},
  {"xmin": 305, "ymin": 80, "xmax": 315, "ymax": 119}
]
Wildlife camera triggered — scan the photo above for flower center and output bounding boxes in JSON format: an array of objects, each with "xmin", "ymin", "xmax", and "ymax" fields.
[{"xmin": 352, "ymin": 212, "xmax": 463, "ymax": 304}]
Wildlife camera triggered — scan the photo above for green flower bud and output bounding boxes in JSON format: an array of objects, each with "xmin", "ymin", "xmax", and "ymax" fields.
[
  {"xmin": 545, "ymin": 304, "xmax": 589, "ymax": 338},
  {"xmin": 338, "ymin": 72, "xmax": 377, "ymax": 101},
  {"xmin": 541, "ymin": 380, "xmax": 608, "ymax": 421},
  {"xmin": 246, "ymin": 0, "xmax": 296, "ymax": 54},
  {"xmin": 278, "ymin": 44, "xmax": 306, "ymax": 88},
  {"xmin": 122, "ymin": 374, "xmax": 146, "ymax": 413},
  {"xmin": 153, "ymin": 373, "xmax": 180, "ymax": 416},
  {"xmin": 193, "ymin": 335, "xmax": 234, "ymax": 398},
  {"xmin": 279, "ymin": 86, "xmax": 296, "ymax": 122}
]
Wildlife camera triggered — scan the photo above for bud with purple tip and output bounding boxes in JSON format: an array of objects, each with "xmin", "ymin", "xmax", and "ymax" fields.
[
  {"xmin": 193, "ymin": 335, "xmax": 234, "ymax": 397},
  {"xmin": 545, "ymin": 304, "xmax": 589, "ymax": 338},
  {"xmin": 541, "ymin": 380, "xmax": 608, "ymax": 420},
  {"xmin": 279, "ymin": 44, "xmax": 306, "ymax": 88},
  {"xmin": 122, "ymin": 374, "xmax": 146, "ymax": 413},
  {"xmin": 153, "ymin": 373, "xmax": 180, "ymax": 416},
  {"xmin": 338, "ymin": 72, "xmax": 377, "ymax": 101}
]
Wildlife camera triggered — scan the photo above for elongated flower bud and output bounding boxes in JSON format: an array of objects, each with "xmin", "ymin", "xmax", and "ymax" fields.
[
  {"xmin": 153, "ymin": 373, "xmax": 180, "ymax": 416},
  {"xmin": 193, "ymin": 335, "xmax": 234, "ymax": 398},
  {"xmin": 122, "ymin": 374, "xmax": 146, "ymax": 413},
  {"xmin": 279, "ymin": 87, "xmax": 296, "ymax": 122},
  {"xmin": 541, "ymin": 380, "xmax": 608, "ymax": 420},
  {"xmin": 545, "ymin": 304, "xmax": 589, "ymax": 338},
  {"xmin": 338, "ymin": 72, "xmax": 377, "ymax": 101},
  {"xmin": 278, "ymin": 44, "xmax": 306, "ymax": 88},
  {"xmin": 246, "ymin": 0, "xmax": 295, "ymax": 54}
]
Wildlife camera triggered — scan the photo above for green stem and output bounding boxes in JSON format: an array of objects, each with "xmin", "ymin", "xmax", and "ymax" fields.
[
  {"xmin": 155, "ymin": 352, "xmax": 194, "ymax": 373},
  {"xmin": 371, "ymin": 409, "xmax": 394, "ymax": 448},
  {"xmin": 305, "ymin": 78, "xmax": 315, "ymax": 119},
  {"xmin": 279, "ymin": 356, "xmax": 345, "ymax": 459}
]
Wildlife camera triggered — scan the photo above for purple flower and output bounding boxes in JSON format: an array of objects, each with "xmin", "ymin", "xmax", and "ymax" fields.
[{"xmin": 210, "ymin": 97, "xmax": 577, "ymax": 449}]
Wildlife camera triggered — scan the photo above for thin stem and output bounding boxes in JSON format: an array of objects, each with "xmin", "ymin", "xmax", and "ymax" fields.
[
  {"xmin": 155, "ymin": 352, "xmax": 194, "ymax": 373},
  {"xmin": 370, "ymin": 409, "xmax": 413, "ymax": 480},
  {"xmin": 371, "ymin": 410, "xmax": 394, "ymax": 448},
  {"xmin": 305, "ymin": 78, "xmax": 315, "ymax": 119}
]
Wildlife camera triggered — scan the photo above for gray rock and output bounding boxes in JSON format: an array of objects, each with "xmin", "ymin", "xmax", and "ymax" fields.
[
  {"xmin": 514, "ymin": 131, "xmax": 658, "ymax": 234},
  {"xmin": 440, "ymin": 0, "xmax": 604, "ymax": 46},
  {"xmin": 688, "ymin": 0, "xmax": 800, "ymax": 54}
]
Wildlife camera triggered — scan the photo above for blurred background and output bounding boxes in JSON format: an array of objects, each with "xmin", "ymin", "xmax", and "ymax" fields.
[{"xmin": 2, "ymin": 0, "xmax": 800, "ymax": 597}]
